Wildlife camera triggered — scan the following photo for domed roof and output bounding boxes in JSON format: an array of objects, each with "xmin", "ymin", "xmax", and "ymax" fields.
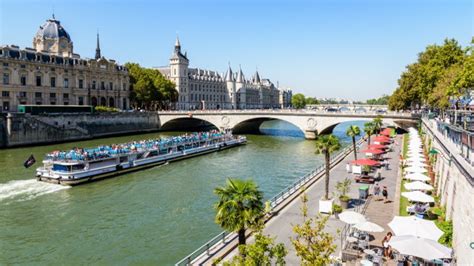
[{"xmin": 35, "ymin": 17, "xmax": 71, "ymax": 41}]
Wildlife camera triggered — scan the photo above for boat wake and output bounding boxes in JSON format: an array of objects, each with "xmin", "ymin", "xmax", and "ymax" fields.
[{"xmin": 0, "ymin": 179, "xmax": 69, "ymax": 203}]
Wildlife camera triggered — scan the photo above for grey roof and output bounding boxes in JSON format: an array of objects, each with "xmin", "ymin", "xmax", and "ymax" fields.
[
  {"xmin": 253, "ymin": 70, "xmax": 261, "ymax": 83},
  {"xmin": 236, "ymin": 66, "xmax": 245, "ymax": 83},
  {"xmin": 35, "ymin": 18, "xmax": 71, "ymax": 41},
  {"xmin": 225, "ymin": 65, "xmax": 234, "ymax": 81}
]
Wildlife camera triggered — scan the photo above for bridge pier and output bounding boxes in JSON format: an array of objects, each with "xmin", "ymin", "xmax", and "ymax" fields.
[{"xmin": 304, "ymin": 130, "xmax": 318, "ymax": 140}]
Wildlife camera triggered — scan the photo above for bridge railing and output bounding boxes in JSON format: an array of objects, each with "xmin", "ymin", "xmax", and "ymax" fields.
[
  {"xmin": 175, "ymin": 137, "xmax": 365, "ymax": 266},
  {"xmin": 159, "ymin": 109, "xmax": 416, "ymax": 117}
]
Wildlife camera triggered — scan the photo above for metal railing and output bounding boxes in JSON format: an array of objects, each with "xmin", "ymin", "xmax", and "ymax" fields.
[
  {"xmin": 159, "ymin": 109, "xmax": 416, "ymax": 118},
  {"xmin": 175, "ymin": 138, "xmax": 365, "ymax": 266}
]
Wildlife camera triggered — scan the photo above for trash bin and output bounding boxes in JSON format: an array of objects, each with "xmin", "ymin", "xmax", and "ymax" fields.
[{"xmin": 359, "ymin": 185, "xmax": 369, "ymax": 199}]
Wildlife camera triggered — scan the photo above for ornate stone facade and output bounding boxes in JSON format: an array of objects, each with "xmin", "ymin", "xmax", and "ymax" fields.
[
  {"xmin": 155, "ymin": 38, "xmax": 291, "ymax": 110},
  {"xmin": 0, "ymin": 16, "xmax": 129, "ymax": 112}
]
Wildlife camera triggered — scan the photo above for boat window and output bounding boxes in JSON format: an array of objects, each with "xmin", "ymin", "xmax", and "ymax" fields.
[
  {"xmin": 120, "ymin": 156, "xmax": 128, "ymax": 163},
  {"xmin": 53, "ymin": 164, "xmax": 69, "ymax": 172},
  {"xmin": 147, "ymin": 151, "xmax": 158, "ymax": 157},
  {"xmin": 71, "ymin": 164, "xmax": 85, "ymax": 171}
]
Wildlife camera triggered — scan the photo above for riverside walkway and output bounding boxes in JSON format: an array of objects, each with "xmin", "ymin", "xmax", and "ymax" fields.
[{"xmin": 216, "ymin": 135, "xmax": 403, "ymax": 265}]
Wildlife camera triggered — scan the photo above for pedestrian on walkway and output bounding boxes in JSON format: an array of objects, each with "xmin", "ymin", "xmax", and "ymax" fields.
[
  {"xmin": 382, "ymin": 232, "xmax": 393, "ymax": 258},
  {"xmin": 382, "ymin": 186, "xmax": 388, "ymax": 202},
  {"xmin": 373, "ymin": 182, "xmax": 381, "ymax": 199}
]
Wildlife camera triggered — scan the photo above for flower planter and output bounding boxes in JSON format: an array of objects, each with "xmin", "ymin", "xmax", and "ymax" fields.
[
  {"xmin": 340, "ymin": 199, "xmax": 349, "ymax": 209},
  {"xmin": 319, "ymin": 198, "xmax": 334, "ymax": 214}
]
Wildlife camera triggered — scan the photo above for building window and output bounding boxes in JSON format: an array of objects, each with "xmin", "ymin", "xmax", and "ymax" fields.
[
  {"xmin": 101, "ymin": 81, "xmax": 105, "ymax": 90},
  {"xmin": 3, "ymin": 73, "xmax": 9, "ymax": 85},
  {"xmin": 78, "ymin": 96, "xmax": 84, "ymax": 105},
  {"xmin": 19, "ymin": 91, "xmax": 27, "ymax": 97},
  {"xmin": 79, "ymin": 79, "xmax": 83, "ymax": 89},
  {"xmin": 21, "ymin": 76, "xmax": 27, "ymax": 86},
  {"xmin": 123, "ymin": 83, "xmax": 126, "ymax": 91},
  {"xmin": 36, "ymin": 76, "xmax": 42, "ymax": 86},
  {"xmin": 64, "ymin": 78, "xmax": 69, "ymax": 88},
  {"xmin": 50, "ymin": 77, "xmax": 56, "ymax": 87},
  {"xmin": 50, "ymin": 93, "xmax": 56, "ymax": 98},
  {"xmin": 109, "ymin": 82, "xmax": 113, "ymax": 90},
  {"xmin": 63, "ymin": 93, "xmax": 69, "ymax": 99},
  {"xmin": 35, "ymin": 92, "xmax": 42, "ymax": 98},
  {"xmin": 2, "ymin": 101, "xmax": 9, "ymax": 111},
  {"xmin": 63, "ymin": 102, "xmax": 69, "ymax": 105},
  {"xmin": 2, "ymin": 91, "xmax": 9, "ymax": 97},
  {"xmin": 2, "ymin": 63, "xmax": 8, "ymax": 67},
  {"xmin": 92, "ymin": 80, "xmax": 96, "ymax": 89}
]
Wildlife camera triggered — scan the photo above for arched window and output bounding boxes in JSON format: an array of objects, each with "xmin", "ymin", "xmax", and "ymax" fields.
[
  {"xmin": 100, "ymin": 97, "xmax": 106, "ymax": 106},
  {"xmin": 109, "ymin": 97, "xmax": 115, "ymax": 107},
  {"xmin": 91, "ymin": 97, "xmax": 98, "ymax": 107}
]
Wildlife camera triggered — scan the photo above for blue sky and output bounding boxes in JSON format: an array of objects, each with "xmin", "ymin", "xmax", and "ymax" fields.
[{"xmin": 0, "ymin": 0, "xmax": 472, "ymax": 100}]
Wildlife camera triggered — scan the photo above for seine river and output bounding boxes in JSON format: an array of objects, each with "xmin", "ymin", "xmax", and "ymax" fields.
[{"xmin": 0, "ymin": 120, "xmax": 364, "ymax": 265}]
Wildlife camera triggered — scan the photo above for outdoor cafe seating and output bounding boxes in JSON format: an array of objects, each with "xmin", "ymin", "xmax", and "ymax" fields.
[{"xmin": 407, "ymin": 203, "xmax": 430, "ymax": 215}]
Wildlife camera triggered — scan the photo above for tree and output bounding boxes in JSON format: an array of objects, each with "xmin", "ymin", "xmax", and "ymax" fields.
[
  {"xmin": 291, "ymin": 93, "xmax": 306, "ymax": 109},
  {"xmin": 214, "ymin": 178, "xmax": 264, "ymax": 246},
  {"xmin": 346, "ymin": 125, "xmax": 361, "ymax": 160},
  {"xmin": 291, "ymin": 193, "xmax": 337, "ymax": 265},
  {"xmin": 388, "ymin": 38, "xmax": 468, "ymax": 111},
  {"xmin": 364, "ymin": 122, "xmax": 375, "ymax": 145},
  {"xmin": 314, "ymin": 134, "xmax": 341, "ymax": 200},
  {"xmin": 366, "ymin": 95, "xmax": 389, "ymax": 105},
  {"xmin": 125, "ymin": 62, "xmax": 178, "ymax": 110},
  {"xmin": 305, "ymin": 97, "xmax": 319, "ymax": 105},
  {"xmin": 372, "ymin": 116, "xmax": 383, "ymax": 135},
  {"xmin": 224, "ymin": 233, "xmax": 287, "ymax": 266}
]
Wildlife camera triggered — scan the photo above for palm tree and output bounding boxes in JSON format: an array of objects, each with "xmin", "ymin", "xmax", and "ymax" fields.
[
  {"xmin": 214, "ymin": 178, "xmax": 264, "ymax": 246},
  {"xmin": 373, "ymin": 116, "xmax": 383, "ymax": 135},
  {"xmin": 314, "ymin": 134, "xmax": 341, "ymax": 200},
  {"xmin": 364, "ymin": 122, "xmax": 375, "ymax": 145},
  {"xmin": 346, "ymin": 125, "xmax": 361, "ymax": 160}
]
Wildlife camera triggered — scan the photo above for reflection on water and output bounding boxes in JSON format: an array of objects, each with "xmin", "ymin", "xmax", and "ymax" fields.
[{"xmin": 0, "ymin": 120, "xmax": 366, "ymax": 265}]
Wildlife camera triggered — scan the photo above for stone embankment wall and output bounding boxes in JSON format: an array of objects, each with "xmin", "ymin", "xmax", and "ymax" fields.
[
  {"xmin": 0, "ymin": 112, "xmax": 160, "ymax": 148},
  {"xmin": 421, "ymin": 119, "xmax": 474, "ymax": 264}
]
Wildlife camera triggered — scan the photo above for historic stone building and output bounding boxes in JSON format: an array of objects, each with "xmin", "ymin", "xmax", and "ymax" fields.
[
  {"xmin": 0, "ymin": 16, "xmax": 130, "ymax": 112},
  {"xmin": 155, "ymin": 38, "xmax": 290, "ymax": 110}
]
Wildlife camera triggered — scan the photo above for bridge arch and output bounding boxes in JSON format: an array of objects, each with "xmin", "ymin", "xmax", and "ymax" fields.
[
  {"xmin": 231, "ymin": 117, "xmax": 306, "ymax": 136},
  {"xmin": 160, "ymin": 117, "xmax": 219, "ymax": 131}
]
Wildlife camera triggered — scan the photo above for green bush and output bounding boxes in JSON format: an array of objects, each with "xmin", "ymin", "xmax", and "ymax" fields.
[
  {"xmin": 332, "ymin": 204, "xmax": 342, "ymax": 213},
  {"xmin": 436, "ymin": 220, "xmax": 453, "ymax": 247},
  {"xmin": 95, "ymin": 106, "xmax": 119, "ymax": 112}
]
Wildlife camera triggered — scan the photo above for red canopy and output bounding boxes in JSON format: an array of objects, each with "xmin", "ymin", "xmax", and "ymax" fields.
[
  {"xmin": 374, "ymin": 135, "xmax": 391, "ymax": 140},
  {"xmin": 360, "ymin": 149, "xmax": 385, "ymax": 154},
  {"xmin": 368, "ymin": 144, "xmax": 386, "ymax": 149},
  {"xmin": 351, "ymin": 158, "xmax": 380, "ymax": 166},
  {"xmin": 381, "ymin": 128, "xmax": 392, "ymax": 136}
]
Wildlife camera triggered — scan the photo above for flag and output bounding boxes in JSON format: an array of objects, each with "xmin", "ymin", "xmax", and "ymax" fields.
[{"xmin": 24, "ymin": 154, "xmax": 36, "ymax": 168}]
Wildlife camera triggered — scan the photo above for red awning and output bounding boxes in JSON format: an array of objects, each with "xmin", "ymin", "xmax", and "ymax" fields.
[
  {"xmin": 381, "ymin": 128, "xmax": 392, "ymax": 136},
  {"xmin": 368, "ymin": 144, "xmax": 386, "ymax": 149},
  {"xmin": 351, "ymin": 158, "xmax": 380, "ymax": 166},
  {"xmin": 360, "ymin": 149, "xmax": 385, "ymax": 154}
]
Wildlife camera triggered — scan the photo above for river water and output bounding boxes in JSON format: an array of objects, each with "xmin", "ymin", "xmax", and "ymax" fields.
[{"xmin": 0, "ymin": 120, "xmax": 365, "ymax": 265}]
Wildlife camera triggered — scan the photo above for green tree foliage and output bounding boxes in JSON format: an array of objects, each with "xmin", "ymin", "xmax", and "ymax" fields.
[
  {"xmin": 388, "ymin": 39, "xmax": 470, "ymax": 110},
  {"xmin": 291, "ymin": 93, "xmax": 306, "ymax": 109},
  {"xmin": 346, "ymin": 125, "xmax": 361, "ymax": 160},
  {"xmin": 314, "ymin": 134, "xmax": 341, "ymax": 200},
  {"xmin": 125, "ymin": 62, "xmax": 178, "ymax": 110},
  {"xmin": 291, "ymin": 193, "xmax": 337, "ymax": 265},
  {"xmin": 224, "ymin": 233, "xmax": 287, "ymax": 266},
  {"xmin": 214, "ymin": 178, "xmax": 264, "ymax": 246},
  {"xmin": 305, "ymin": 97, "xmax": 319, "ymax": 105},
  {"xmin": 364, "ymin": 122, "xmax": 375, "ymax": 145},
  {"xmin": 372, "ymin": 116, "xmax": 383, "ymax": 134},
  {"xmin": 94, "ymin": 105, "xmax": 119, "ymax": 112},
  {"xmin": 366, "ymin": 95, "xmax": 390, "ymax": 105}
]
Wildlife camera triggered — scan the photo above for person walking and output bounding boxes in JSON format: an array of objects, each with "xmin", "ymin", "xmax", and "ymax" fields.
[
  {"xmin": 373, "ymin": 182, "xmax": 381, "ymax": 200},
  {"xmin": 382, "ymin": 186, "xmax": 388, "ymax": 202}
]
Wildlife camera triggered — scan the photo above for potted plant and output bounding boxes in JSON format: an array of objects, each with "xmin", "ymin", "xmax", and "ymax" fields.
[
  {"xmin": 315, "ymin": 134, "xmax": 341, "ymax": 214},
  {"xmin": 332, "ymin": 204, "xmax": 342, "ymax": 218},
  {"xmin": 336, "ymin": 178, "xmax": 352, "ymax": 209}
]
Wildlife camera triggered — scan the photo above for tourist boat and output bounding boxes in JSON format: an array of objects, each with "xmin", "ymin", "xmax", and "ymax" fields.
[{"xmin": 36, "ymin": 131, "xmax": 246, "ymax": 186}]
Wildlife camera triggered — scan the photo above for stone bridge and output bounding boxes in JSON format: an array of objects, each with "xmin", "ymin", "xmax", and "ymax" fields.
[{"xmin": 158, "ymin": 110, "xmax": 419, "ymax": 139}]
